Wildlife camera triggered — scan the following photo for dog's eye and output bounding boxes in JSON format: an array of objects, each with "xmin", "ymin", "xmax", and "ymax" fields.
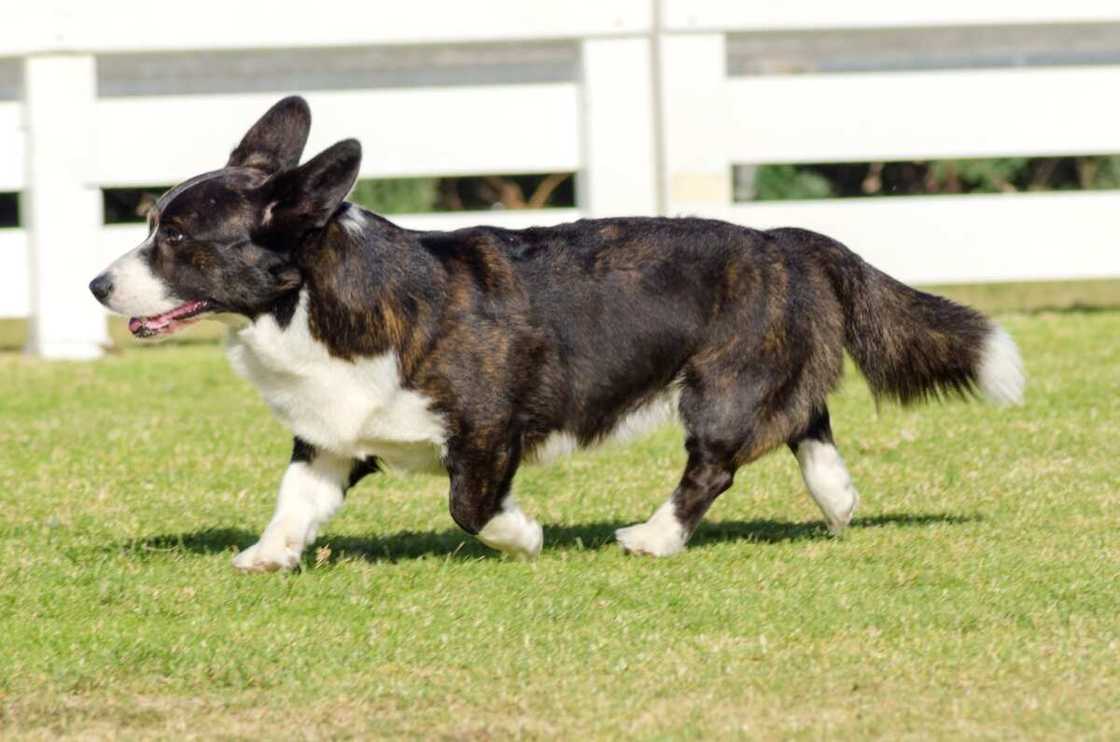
[{"xmin": 162, "ymin": 226, "xmax": 185, "ymax": 245}]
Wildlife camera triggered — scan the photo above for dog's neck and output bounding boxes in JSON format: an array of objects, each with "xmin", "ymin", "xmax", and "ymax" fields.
[{"xmin": 283, "ymin": 205, "xmax": 441, "ymax": 369}]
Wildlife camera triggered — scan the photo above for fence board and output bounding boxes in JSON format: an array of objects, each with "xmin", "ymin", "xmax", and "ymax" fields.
[
  {"xmin": 0, "ymin": 1, "xmax": 652, "ymax": 56},
  {"xmin": 727, "ymin": 66, "xmax": 1120, "ymax": 164},
  {"xmin": 0, "ymin": 102, "xmax": 23, "ymax": 190},
  {"xmin": 662, "ymin": 0, "xmax": 1120, "ymax": 32},
  {"xmin": 0, "ymin": 230, "xmax": 28, "ymax": 317},
  {"xmin": 94, "ymin": 85, "xmax": 581, "ymax": 186},
  {"xmin": 726, "ymin": 191, "xmax": 1120, "ymax": 284}
]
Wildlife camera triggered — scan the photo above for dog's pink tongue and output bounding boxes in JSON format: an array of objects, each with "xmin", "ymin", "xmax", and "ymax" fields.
[{"xmin": 128, "ymin": 317, "xmax": 143, "ymax": 334}]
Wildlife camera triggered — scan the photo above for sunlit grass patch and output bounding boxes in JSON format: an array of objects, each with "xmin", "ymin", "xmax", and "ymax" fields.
[{"xmin": 1, "ymin": 309, "xmax": 1117, "ymax": 738}]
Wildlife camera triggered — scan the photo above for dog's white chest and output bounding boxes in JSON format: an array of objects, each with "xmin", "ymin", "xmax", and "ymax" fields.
[{"xmin": 225, "ymin": 295, "xmax": 446, "ymax": 471}]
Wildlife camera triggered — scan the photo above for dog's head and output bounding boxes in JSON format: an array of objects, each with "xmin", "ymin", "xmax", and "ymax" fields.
[{"xmin": 89, "ymin": 96, "xmax": 361, "ymax": 337}]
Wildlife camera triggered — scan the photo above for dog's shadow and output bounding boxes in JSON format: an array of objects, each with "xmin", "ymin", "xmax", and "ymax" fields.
[{"xmin": 123, "ymin": 511, "xmax": 979, "ymax": 565}]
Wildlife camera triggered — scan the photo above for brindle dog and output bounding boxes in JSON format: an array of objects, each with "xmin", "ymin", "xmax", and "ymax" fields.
[{"xmin": 90, "ymin": 97, "xmax": 1025, "ymax": 571}]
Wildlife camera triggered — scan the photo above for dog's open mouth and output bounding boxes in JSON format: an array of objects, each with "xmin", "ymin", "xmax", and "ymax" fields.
[{"xmin": 128, "ymin": 300, "xmax": 212, "ymax": 338}]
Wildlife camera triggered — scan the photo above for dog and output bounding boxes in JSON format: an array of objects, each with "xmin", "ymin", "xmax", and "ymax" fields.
[{"xmin": 89, "ymin": 96, "xmax": 1025, "ymax": 571}]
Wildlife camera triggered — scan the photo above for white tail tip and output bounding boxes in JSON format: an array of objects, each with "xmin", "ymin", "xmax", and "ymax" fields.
[{"xmin": 978, "ymin": 326, "xmax": 1026, "ymax": 406}]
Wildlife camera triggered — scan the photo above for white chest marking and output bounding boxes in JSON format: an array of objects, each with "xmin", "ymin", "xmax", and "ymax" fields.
[{"xmin": 225, "ymin": 292, "xmax": 447, "ymax": 471}]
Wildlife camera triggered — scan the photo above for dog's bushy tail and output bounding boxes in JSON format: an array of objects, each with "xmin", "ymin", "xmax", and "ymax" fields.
[{"xmin": 820, "ymin": 238, "xmax": 1025, "ymax": 406}]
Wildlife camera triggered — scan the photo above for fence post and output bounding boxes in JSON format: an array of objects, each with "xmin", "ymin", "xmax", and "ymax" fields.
[
  {"xmin": 578, "ymin": 36, "xmax": 659, "ymax": 217},
  {"xmin": 656, "ymin": 32, "xmax": 731, "ymax": 217},
  {"xmin": 23, "ymin": 53, "xmax": 107, "ymax": 360}
]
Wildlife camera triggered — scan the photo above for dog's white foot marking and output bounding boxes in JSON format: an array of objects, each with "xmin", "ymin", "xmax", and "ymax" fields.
[
  {"xmin": 232, "ymin": 539, "xmax": 302, "ymax": 572},
  {"xmin": 477, "ymin": 497, "xmax": 543, "ymax": 559},
  {"xmin": 233, "ymin": 458, "xmax": 349, "ymax": 573},
  {"xmin": 616, "ymin": 500, "xmax": 688, "ymax": 557},
  {"xmin": 795, "ymin": 439, "xmax": 860, "ymax": 535}
]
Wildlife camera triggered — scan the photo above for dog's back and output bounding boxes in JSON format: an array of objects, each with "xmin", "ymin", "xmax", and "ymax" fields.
[{"xmin": 399, "ymin": 216, "xmax": 1020, "ymax": 463}]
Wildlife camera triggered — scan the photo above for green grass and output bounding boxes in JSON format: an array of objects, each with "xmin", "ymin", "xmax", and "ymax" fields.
[{"xmin": 2, "ymin": 305, "xmax": 1119, "ymax": 738}]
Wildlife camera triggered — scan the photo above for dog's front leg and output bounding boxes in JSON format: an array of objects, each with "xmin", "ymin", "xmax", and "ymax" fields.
[
  {"xmin": 233, "ymin": 438, "xmax": 357, "ymax": 572},
  {"xmin": 446, "ymin": 442, "xmax": 542, "ymax": 559}
]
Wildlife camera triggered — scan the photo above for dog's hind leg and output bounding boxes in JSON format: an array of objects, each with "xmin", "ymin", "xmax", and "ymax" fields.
[
  {"xmin": 233, "ymin": 438, "xmax": 370, "ymax": 572},
  {"xmin": 788, "ymin": 406, "xmax": 860, "ymax": 535},
  {"xmin": 616, "ymin": 380, "xmax": 750, "ymax": 557},
  {"xmin": 616, "ymin": 441, "xmax": 737, "ymax": 557}
]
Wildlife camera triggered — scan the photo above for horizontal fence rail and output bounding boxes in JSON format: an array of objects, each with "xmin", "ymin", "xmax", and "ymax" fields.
[
  {"xmin": 1, "ymin": 0, "xmax": 1119, "ymax": 357},
  {"xmin": 0, "ymin": 230, "xmax": 28, "ymax": 318},
  {"xmin": 726, "ymin": 66, "xmax": 1120, "ymax": 164},
  {"xmin": 660, "ymin": 0, "xmax": 1120, "ymax": 32},
  {"xmin": 726, "ymin": 192, "xmax": 1120, "ymax": 285},
  {"xmin": 0, "ymin": 101, "xmax": 23, "ymax": 190},
  {"xmin": 94, "ymin": 85, "xmax": 583, "ymax": 184},
  {"xmin": 0, "ymin": 1, "xmax": 654, "ymax": 54}
]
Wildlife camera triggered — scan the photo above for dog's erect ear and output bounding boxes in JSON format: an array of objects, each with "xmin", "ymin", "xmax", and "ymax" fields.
[
  {"xmin": 263, "ymin": 139, "xmax": 362, "ymax": 231},
  {"xmin": 227, "ymin": 96, "xmax": 311, "ymax": 174}
]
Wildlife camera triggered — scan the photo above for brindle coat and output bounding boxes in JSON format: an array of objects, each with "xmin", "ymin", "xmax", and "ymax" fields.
[{"xmin": 90, "ymin": 97, "xmax": 1022, "ymax": 560}]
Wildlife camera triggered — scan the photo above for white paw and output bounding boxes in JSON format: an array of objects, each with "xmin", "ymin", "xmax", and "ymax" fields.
[
  {"xmin": 823, "ymin": 488, "xmax": 860, "ymax": 536},
  {"xmin": 795, "ymin": 440, "xmax": 861, "ymax": 536},
  {"xmin": 477, "ymin": 501, "xmax": 544, "ymax": 560},
  {"xmin": 232, "ymin": 540, "xmax": 303, "ymax": 572},
  {"xmin": 616, "ymin": 502, "xmax": 687, "ymax": 557}
]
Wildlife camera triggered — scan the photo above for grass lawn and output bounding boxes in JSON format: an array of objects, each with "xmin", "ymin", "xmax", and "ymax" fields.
[{"xmin": 1, "ymin": 299, "xmax": 1118, "ymax": 738}]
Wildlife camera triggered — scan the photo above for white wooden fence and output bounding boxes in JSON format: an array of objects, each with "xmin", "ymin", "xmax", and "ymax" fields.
[{"xmin": 2, "ymin": 1, "xmax": 1120, "ymax": 358}]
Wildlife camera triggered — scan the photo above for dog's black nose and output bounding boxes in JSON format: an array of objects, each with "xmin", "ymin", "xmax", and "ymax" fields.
[{"xmin": 89, "ymin": 273, "xmax": 113, "ymax": 302}]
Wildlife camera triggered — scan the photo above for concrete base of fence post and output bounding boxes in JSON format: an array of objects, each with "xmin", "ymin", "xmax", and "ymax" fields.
[
  {"xmin": 23, "ymin": 54, "xmax": 108, "ymax": 361},
  {"xmin": 578, "ymin": 37, "xmax": 659, "ymax": 217}
]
